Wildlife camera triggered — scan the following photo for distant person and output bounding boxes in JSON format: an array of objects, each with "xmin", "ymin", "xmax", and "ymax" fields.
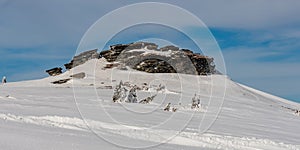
[{"xmin": 2, "ymin": 76, "xmax": 6, "ymax": 83}]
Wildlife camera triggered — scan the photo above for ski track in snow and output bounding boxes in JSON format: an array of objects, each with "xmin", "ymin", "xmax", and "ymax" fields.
[
  {"xmin": 2, "ymin": 59, "xmax": 300, "ymax": 149},
  {"xmin": 0, "ymin": 113, "xmax": 298, "ymax": 150}
]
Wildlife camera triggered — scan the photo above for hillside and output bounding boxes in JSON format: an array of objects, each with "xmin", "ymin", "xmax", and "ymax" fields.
[{"xmin": 0, "ymin": 46, "xmax": 300, "ymax": 149}]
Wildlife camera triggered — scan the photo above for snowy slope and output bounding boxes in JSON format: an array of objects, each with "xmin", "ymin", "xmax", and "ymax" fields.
[{"xmin": 0, "ymin": 58, "xmax": 299, "ymax": 150}]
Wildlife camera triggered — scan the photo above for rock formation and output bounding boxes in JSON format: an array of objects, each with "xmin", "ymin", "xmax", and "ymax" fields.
[
  {"xmin": 64, "ymin": 49, "xmax": 99, "ymax": 70},
  {"xmin": 51, "ymin": 78, "xmax": 71, "ymax": 84},
  {"xmin": 46, "ymin": 41, "xmax": 217, "ymax": 77},
  {"xmin": 46, "ymin": 67, "xmax": 62, "ymax": 76},
  {"xmin": 99, "ymin": 42, "xmax": 215, "ymax": 75}
]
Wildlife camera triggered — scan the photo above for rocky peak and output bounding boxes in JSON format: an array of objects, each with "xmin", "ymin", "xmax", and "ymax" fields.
[
  {"xmin": 46, "ymin": 41, "xmax": 216, "ymax": 76},
  {"xmin": 100, "ymin": 42, "xmax": 216, "ymax": 75}
]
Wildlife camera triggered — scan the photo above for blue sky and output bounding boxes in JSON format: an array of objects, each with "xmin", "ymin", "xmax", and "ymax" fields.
[{"xmin": 0, "ymin": 0, "xmax": 299, "ymax": 103}]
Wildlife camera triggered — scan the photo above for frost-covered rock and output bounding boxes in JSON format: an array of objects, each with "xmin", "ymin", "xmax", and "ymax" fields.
[
  {"xmin": 127, "ymin": 86, "xmax": 137, "ymax": 103},
  {"xmin": 99, "ymin": 42, "xmax": 215, "ymax": 75},
  {"xmin": 191, "ymin": 94, "xmax": 201, "ymax": 109},
  {"xmin": 139, "ymin": 95, "xmax": 156, "ymax": 104}
]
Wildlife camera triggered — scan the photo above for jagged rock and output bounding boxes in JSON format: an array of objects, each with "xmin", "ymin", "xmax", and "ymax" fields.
[
  {"xmin": 159, "ymin": 45, "xmax": 179, "ymax": 51},
  {"xmin": 64, "ymin": 60, "xmax": 74, "ymax": 70},
  {"xmin": 64, "ymin": 49, "xmax": 99, "ymax": 70},
  {"xmin": 127, "ymin": 42, "xmax": 158, "ymax": 50},
  {"xmin": 51, "ymin": 78, "xmax": 71, "ymax": 84},
  {"xmin": 46, "ymin": 67, "xmax": 62, "ymax": 76},
  {"xmin": 100, "ymin": 42, "xmax": 159, "ymax": 62},
  {"xmin": 122, "ymin": 51, "xmax": 198, "ymax": 75},
  {"xmin": 181, "ymin": 49, "xmax": 215, "ymax": 75},
  {"xmin": 104, "ymin": 63, "xmax": 120, "ymax": 69},
  {"xmin": 59, "ymin": 41, "xmax": 216, "ymax": 76},
  {"xmin": 139, "ymin": 95, "xmax": 156, "ymax": 104},
  {"xmin": 70, "ymin": 72, "xmax": 85, "ymax": 79},
  {"xmin": 100, "ymin": 44, "xmax": 130, "ymax": 62},
  {"xmin": 134, "ymin": 59, "xmax": 176, "ymax": 73},
  {"xmin": 99, "ymin": 42, "xmax": 216, "ymax": 75}
]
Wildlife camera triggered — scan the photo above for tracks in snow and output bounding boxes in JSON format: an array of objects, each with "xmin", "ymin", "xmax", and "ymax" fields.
[{"xmin": 0, "ymin": 113, "xmax": 299, "ymax": 150}]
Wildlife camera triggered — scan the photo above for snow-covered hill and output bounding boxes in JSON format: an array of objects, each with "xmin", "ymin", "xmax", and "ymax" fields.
[{"xmin": 0, "ymin": 58, "xmax": 299, "ymax": 150}]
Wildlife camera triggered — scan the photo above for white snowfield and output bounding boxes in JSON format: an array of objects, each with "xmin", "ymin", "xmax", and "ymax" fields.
[{"xmin": 0, "ymin": 58, "xmax": 300, "ymax": 150}]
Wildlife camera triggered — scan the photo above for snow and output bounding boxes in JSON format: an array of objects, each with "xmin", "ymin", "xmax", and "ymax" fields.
[
  {"xmin": 0, "ymin": 58, "xmax": 299, "ymax": 150},
  {"xmin": 127, "ymin": 48, "xmax": 173, "ymax": 57}
]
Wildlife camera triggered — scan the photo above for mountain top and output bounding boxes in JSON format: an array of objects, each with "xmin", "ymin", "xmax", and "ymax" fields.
[{"xmin": 47, "ymin": 42, "xmax": 216, "ymax": 77}]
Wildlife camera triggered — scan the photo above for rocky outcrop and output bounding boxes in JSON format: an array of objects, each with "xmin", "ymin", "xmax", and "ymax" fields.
[
  {"xmin": 159, "ymin": 45, "xmax": 179, "ymax": 51},
  {"xmin": 51, "ymin": 78, "xmax": 71, "ymax": 84},
  {"xmin": 64, "ymin": 49, "xmax": 99, "ymax": 70},
  {"xmin": 98, "ymin": 42, "xmax": 216, "ymax": 75},
  {"xmin": 46, "ymin": 41, "xmax": 216, "ymax": 77},
  {"xmin": 46, "ymin": 67, "xmax": 62, "ymax": 76},
  {"xmin": 99, "ymin": 44, "xmax": 127, "ymax": 62},
  {"xmin": 104, "ymin": 63, "xmax": 120, "ymax": 69},
  {"xmin": 134, "ymin": 59, "xmax": 176, "ymax": 73},
  {"xmin": 181, "ymin": 49, "xmax": 215, "ymax": 75},
  {"xmin": 100, "ymin": 42, "xmax": 158, "ymax": 62}
]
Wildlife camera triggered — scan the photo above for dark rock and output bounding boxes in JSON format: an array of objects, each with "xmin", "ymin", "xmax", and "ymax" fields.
[
  {"xmin": 127, "ymin": 42, "xmax": 158, "ymax": 50},
  {"xmin": 110, "ymin": 44, "xmax": 130, "ymax": 51},
  {"xmin": 60, "ymin": 41, "xmax": 216, "ymax": 76},
  {"xmin": 101, "ymin": 42, "xmax": 159, "ymax": 62},
  {"xmin": 159, "ymin": 45, "xmax": 179, "ymax": 51},
  {"xmin": 133, "ymin": 59, "xmax": 177, "ymax": 73},
  {"xmin": 122, "ymin": 51, "xmax": 198, "ymax": 75},
  {"xmin": 46, "ymin": 67, "xmax": 62, "ymax": 76},
  {"xmin": 51, "ymin": 78, "xmax": 71, "ymax": 84},
  {"xmin": 100, "ymin": 42, "xmax": 216, "ymax": 75},
  {"xmin": 139, "ymin": 95, "xmax": 156, "ymax": 104},
  {"xmin": 181, "ymin": 49, "xmax": 215, "ymax": 75},
  {"xmin": 64, "ymin": 60, "xmax": 74, "ymax": 70},
  {"xmin": 104, "ymin": 63, "xmax": 120, "ymax": 69},
  {"xmin": 64, "ymin": 49, "xmax": 99, "ymax": 70}
]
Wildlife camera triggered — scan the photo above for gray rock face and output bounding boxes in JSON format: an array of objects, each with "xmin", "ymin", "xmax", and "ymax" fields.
[
  {"xmin": 51, "ymin": 78, "xmax": 70, "ymax": 84},
  {"xmin": 64, "ymin": 49, "xmax": 99, "ymax": 70},
  {"xmin": 100, "ymin": 42, "xmax": 158, "ymax": 62},
  {"xmin": 134, "ymin": 59, "xmax": 177, "ymax": 73},
  {"xmin": 159, "ymin": 45, "xmax": 179, "ymax": 51},
  {"xmin": 181, "ymin": 50, "xmax": 215, "ymax": 75},
  {"xmin": 46, "ymin": 41, "xmax": 216, "ymax": 77},
  {"xmin": 46, "ymin": 67, "xmax": 62, "ymax": 76},
  {"xmin": 99, "ymin": 42, "xmax": 216, "ymax": 75}
]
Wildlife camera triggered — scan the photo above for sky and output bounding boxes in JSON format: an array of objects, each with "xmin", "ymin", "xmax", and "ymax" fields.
[{"xmin": 0, "ymin": 0, "xmax": 299, "ymax": 103}]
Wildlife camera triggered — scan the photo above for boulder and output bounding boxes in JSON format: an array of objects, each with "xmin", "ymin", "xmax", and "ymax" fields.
[
  {"xmin": 159, "ymin": 45, "xmax": 179, "ymax": 51},
  {"xmin": 51, "ymin": 78, "xmax": 71, "ymax": 84},
  {"xmin": 46, "ymin": 67, "xmax": 62, "ymax": 76}
]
